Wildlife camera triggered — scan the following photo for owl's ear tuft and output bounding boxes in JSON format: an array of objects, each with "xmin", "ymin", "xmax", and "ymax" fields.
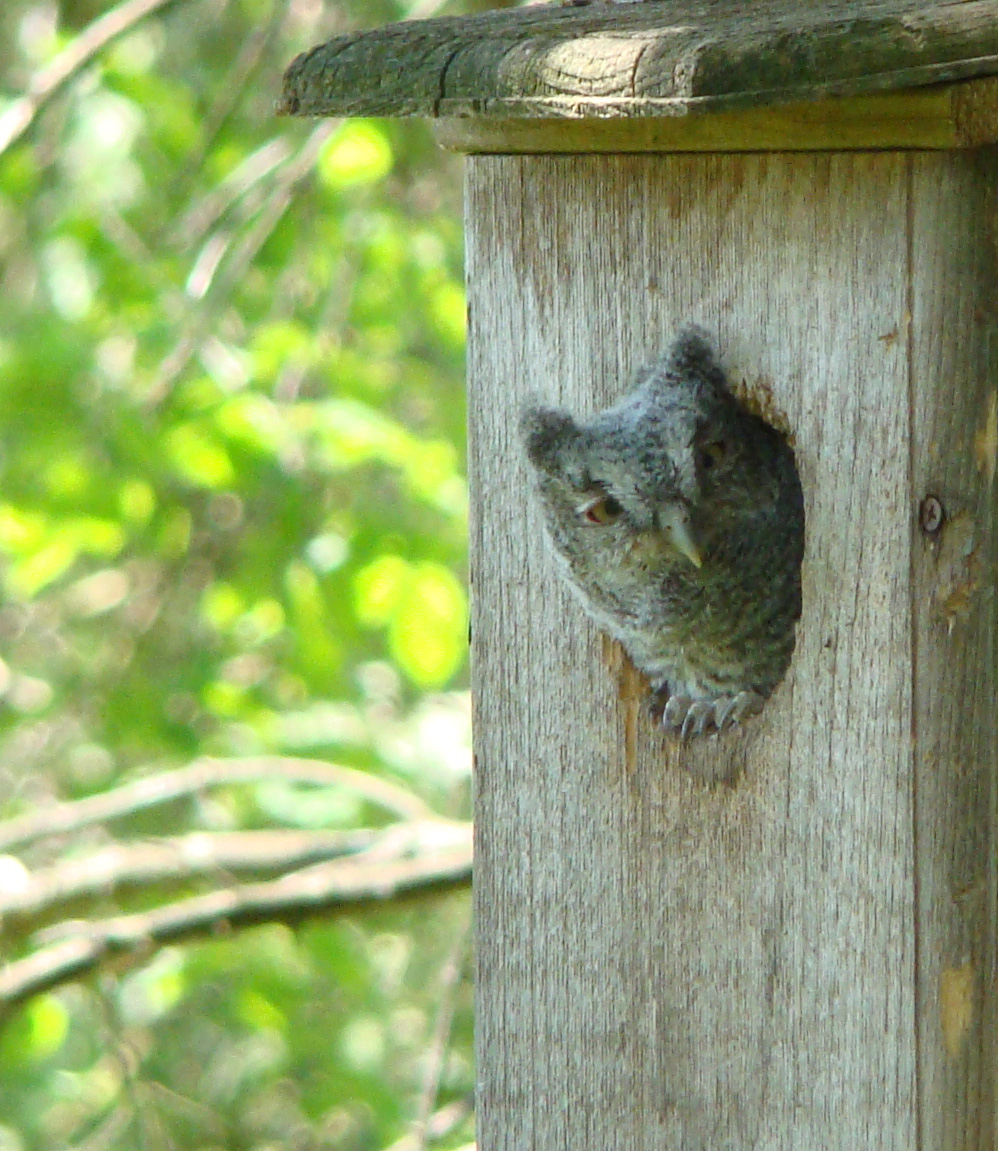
[
  {"xmin": 520, "ymin": 407, "xmax": 580, "ymax": 473},
  {"xmin": 662, "ymin": 326, "xmax": 730, "ymax": 395}
]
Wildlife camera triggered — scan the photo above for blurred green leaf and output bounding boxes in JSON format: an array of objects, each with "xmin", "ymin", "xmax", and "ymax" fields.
[
  {"xmin": 165, "ymin": 423, "xmax": 237, "ymax": 487},
  {"xmin": 318, "ymin": 120, "xmax": 394, "ymax": 190},
  {"xmin": 355, "ymin": 554, "xmax": 409, "ymax": 627},
  {"xmin": 389, "ymin": 561, "xmax": 467, "ymax": 687},
  {"xmin": 0, "ymin": 0, "xmax": 474, "ymax": 1143},
  {"xmin": 25, "ymin": 997, "xmax": 69, "ymax": 1062},
  {"xmin": 118, "ymin": 950, "xmax": 187, "ymax": 1026},
  {"xmin": 356, "ymin": 556, "xmax": 467, "ymax": 687}
]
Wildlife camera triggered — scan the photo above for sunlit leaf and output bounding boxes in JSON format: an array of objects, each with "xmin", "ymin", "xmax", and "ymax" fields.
[
  {"xmin": 429, "ymin": 280, "xmax": 466, "ymax": 347},
  {"xmin": 165, "ymin": 423, "xmax": 236, "ymax": 487},
  {"xmin": 71, "ymin": 516, "xmax": 126, "ymax": 555},
  {"xmin": 238, "ymin": 988, "xmax": 287, "ymax": 1033},
  {"xmin": 285, "ymin": 561, "xmax": 341, "ymax": 676},
  {"xmin": 253, "ymin": 779, "xmax": 361, "ymax": 828},
  {"xmin": 203, "ymin": 679, "xmax": 246, "ymax": 717},
  {"xmin": 118, "ymin": 478, "xmax": 155, "ymax": 524},
  {"xmin": 0, "ymin": 505, "xmax": 46, "ymax": 552},
  {"xmin": 7, "ymin": 538, "xmax": 80, "ymax": 597},
  {"xmin": 271, "ymin": 701, "xmax": 367, "ymax": 751},
  {"xmin": 216, "ymin": 394, "xmax": 288, "ymax": 456},
  {"xmin": 24, "ymin": 995, "xmax": 69, "ymax": 1061},
  {"xmin": 156, "ymin": 507, "xmax": 192, "ymax": 556},
  {"xmin": 238, "ymin": 597, "xmax": 286, "ymax": 644},
  {"xmin": 306, "ymin": 531, "xmax": 349, "ymax": 573},
  {"xmin": 318, "ymin": 121, "xmax": 393, "ymax": 190},
  {"xmin": 340, "ymin": 1016, "xmax": 385, "ymax": 1072},
  {"xmin": 63, "ymin": 91, "xmax": 145, "ymax": 208},
  {"xmin": 202, "ymin": 582, "xmax": 245, "ymax": 630},
  {"xmin": 354, "ymin": 554, "xmax": 409, "ymax": 627},
  {"xmin": 388, "ymin": 561, "xmax": 467, "ymax": 687},
  {"xmin": 118, "ymin": 950, "xmax": 186, "ymax": 1025},
  {"xmin": 249, "ymin": 321, "xmax": 313, "ymax": 382},
  {"xmin": 41, "ymin": 235, "xmax": 96, "ymax": 320}
]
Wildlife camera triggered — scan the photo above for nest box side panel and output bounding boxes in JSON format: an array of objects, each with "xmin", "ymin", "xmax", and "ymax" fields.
[
  {"xmin": 908, "ymin": 151, "xmax": 998, "ymax": 1147},
  {"xmin": 467, "ymin": 152, "xmax": 925, "ymax": 1149}
]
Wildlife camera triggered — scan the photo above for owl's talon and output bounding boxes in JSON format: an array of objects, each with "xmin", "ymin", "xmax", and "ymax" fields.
[
  {"xmin": 681, "ymin": 699, "xmax": 714, "ymax": 740},
  {"xmin": 712, "ymin": 695, "xmax": 737, "ymax": 731},
  {"xmin": 662, "ymin": 694, "xmax": 692, "ymax": 732},
  {"xmin": 659, "ymin": 690, "xmax": 765, "ymax": 739},
  {"xmin": 729, "ymin": 690, "xmax": 764, "ymax": 726}
]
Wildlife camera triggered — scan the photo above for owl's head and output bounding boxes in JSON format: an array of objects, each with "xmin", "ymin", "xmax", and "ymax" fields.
[{"xmin": 521, "ymin": 328, "xmax": 757, "ymax": 573}]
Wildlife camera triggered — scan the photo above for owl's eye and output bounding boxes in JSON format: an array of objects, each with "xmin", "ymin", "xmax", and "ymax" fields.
[
  {"xmin": 581, "ymin": 494, "xmax": 623, "ymax": 525},
  {"xmin": 699, "ymin": 440, "xmax": 728, "ymax": 471}
]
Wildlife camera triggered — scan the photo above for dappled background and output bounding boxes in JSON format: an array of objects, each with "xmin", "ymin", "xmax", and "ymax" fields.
[{"xmin": 0, "ymin": 0, "xmax": 505, "ymax": 1146}]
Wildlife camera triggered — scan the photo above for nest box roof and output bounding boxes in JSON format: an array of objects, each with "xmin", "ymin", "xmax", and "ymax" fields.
[{"xmin": 280, "ymin": 1, "xmax": 998, "ymax": 118}]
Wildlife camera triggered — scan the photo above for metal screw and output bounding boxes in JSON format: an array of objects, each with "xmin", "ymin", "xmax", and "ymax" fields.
[{"xmin": 919, "ymin": 495, "xmax": 944, "ymax": 535}]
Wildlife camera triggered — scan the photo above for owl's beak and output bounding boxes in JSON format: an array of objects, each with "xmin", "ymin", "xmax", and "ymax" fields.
[{"xmin": 659, "ymin": 504, "xmax": 703, "ymax": 568}]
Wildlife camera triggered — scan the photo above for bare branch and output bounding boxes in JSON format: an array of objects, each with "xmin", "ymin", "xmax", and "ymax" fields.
[
  {"xmin": 147, "ymin": 123, "xmax": 334, "ymax": 402},
  {"xmin": 0, "ymin": 756, "xmax": 434, "ymax": 853},
  {"xmin": 0, "ymin": 0, "xmax": 186, "ymax": 158},
  {"xmin": 385, "ymin": 1096, "xmax": 475, "ymax": 1151},
  {"xmin": 186, "ymin": 0, "xmax": 294, "ymax": 178},
  {"xmin": 173, "ymin": 137, "xmax": 293, "ymax": 251},
  {"xmin": 409, "ymin": 914, "xmax": 472, "ymax": 1151},
  {"xmin": 0, "ymin": 826, "xmax": 395, "ymax": 922},
  {"xmin": 0, "ymin": 822, "xmax": 472, "ymax": 1017}
]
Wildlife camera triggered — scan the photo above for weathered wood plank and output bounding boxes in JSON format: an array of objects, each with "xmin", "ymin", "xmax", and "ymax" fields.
[
  {"xmin": 908, "ymin": 151, "xmax": 998, "ymax": 1147},
  {"xmin": 469, "ymin": 151, "xmax": 996, "ymax": 1148},
  {"xmin": 280, "ymin": 0, "xmax": 998, "ymax": 127},
  {"xmin": 436, "ymin": 78, "xmax": 998, "ymax": 152}
]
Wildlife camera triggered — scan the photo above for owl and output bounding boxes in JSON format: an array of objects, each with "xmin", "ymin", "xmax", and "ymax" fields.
[{"xmin": 521, "ymin": 327, "xmax": 805, "ymax": 739}]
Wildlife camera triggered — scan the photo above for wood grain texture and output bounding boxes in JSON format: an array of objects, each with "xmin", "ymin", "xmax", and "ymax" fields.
[
  {"xmin": 908, "ymin": 153, "xmax": 998, "ymax": 1148},
  {"xmin": 279, "ymin": 0, "xmax": 998, "ymax": 124},
  {"xmin": 435, "ymin": 78, "xmax": 998, "ymax": 152},
  {"xmin": 467, "ymin": 152, "xmax": 997, "ymax": 1148}
]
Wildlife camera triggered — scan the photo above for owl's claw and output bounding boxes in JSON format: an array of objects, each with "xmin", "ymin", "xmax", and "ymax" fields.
[
  {"xmin": 725, "ymin": 690, "xmax": 764, "ymax": 728},
  {"xmin": 662, "ymin": 694, "xmax": 691, "ymax": 730},
  {"xmin": 711, "ymin": 695, "xmax": 739, "ymax": 730},
  {"xmin": 681, "ymin": 699, "xmax": 714, "ymax": 739},
  {"xmin": 659, "ymin": 690, "xmax": 764, "ymax": 739}
]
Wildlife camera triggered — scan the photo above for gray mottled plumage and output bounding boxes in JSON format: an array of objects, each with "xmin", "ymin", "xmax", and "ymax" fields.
[{"xmin": 521, "ymin": 327, "xmax": 805, "ymax": 738}]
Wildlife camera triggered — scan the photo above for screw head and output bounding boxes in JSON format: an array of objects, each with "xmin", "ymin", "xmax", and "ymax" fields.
[{"xmin": 919, "ymin": 495, "xmax": 945, "ymax": 535}]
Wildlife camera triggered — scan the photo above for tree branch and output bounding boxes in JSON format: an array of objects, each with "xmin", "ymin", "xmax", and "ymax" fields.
[
  {"xmin": 147, "ymin": 123, "xmax": 334, "ymax": 403},
  {"xmin": 384, "ymin": 1096, "xmax": 475, "ymax": 1151},
  {"xmin": 0, "ymin": 0, "xmax": 186, "ymax": 158},
  {"xmin": 0, "ymin": 826, "xmax": 400, "ymax": 925},
  {"xmin": 0, "ymin": 822, "xmax": 472, "ymax": 1018},
  {"xmin": 0, "ymin": 755, "xmax": 433, "ymax": 852},
  {"xmin": 409, "ymin": 912, "xmax": 471, "ymax": 1151}
]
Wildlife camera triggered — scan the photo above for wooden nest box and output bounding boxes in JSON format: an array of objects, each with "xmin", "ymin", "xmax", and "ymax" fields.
[{"xmin": 282, "ymin": 2, "xmax": 998, "ymax": 1146}]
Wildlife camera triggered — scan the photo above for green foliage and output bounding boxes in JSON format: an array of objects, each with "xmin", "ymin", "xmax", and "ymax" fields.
[{"xmin": 0, "ymin": 0, "xmax": 491, "ymax": 1145}]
